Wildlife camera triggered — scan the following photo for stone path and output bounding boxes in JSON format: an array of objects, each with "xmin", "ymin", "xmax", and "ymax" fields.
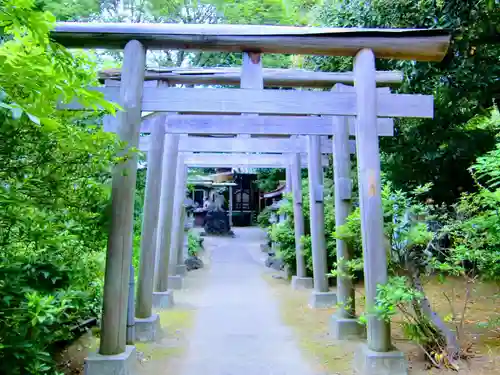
[{"xmin": 175, "ymin": 227, "xmax": 318, "ymax": 375}]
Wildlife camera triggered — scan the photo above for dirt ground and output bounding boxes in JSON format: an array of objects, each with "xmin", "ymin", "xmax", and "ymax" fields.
[{"xmin": 264, "ymin": 273, "xmax": 500, "ymax": 375}]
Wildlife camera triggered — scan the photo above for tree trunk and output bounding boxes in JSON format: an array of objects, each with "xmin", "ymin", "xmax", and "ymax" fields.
[{"xmin": 408, "ymin": 264, "xmax": 459, "ymax": 361}]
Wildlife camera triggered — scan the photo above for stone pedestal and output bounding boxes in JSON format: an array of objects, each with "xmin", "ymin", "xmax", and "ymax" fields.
[
  {"xmin": 291, "ymin": 276, "xmax": 314, "ymax": 290},
  {"xmin": 135, "ymin": 314, "xmax": 161, "ymax": 342},
  {"xmin": 330, "ymin": 313, "xmax": 365, "ymax": 340},
  {"xmin": 309, "ymin": 291, "xmax": 337, "ymax": 309},
  {"xmin": 152, "ymin": 290, "xmax": 174, "ymax": 309},
  {"xmin": 84, "ymin": 345, "xmax": 136, "ymax": 375},
  {"xmin": 353, "ymin": 344, "xmax": 408, "ymax": 375},
  {"xmin": 168, "ymin": 275, "xmax": 183, "ymax": 290},
  {"xmin": 176, "ymin": 264, "xmax": 187, "ymax": 276}
]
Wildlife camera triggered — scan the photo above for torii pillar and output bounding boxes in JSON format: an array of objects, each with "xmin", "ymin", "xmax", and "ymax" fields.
[
  {"xmin": 307, "ymin": 135, "xmax": 336, "ymax": 308},
  {"xmin": 330, "ymin": 84, "xmax": 361, "ymax": 339},
  {"xmin": 290, "ymin": 152, "xmax": 313, "ymax": 290},
  {"xmin": 152, "ymin": 131, "xmax": 180, "ymax": 308},
  {"xmin": 168, "ymin": 154, "xmax": 188, "ymax": 289},
  {"xmin": 84, "ymin": 40, "xmax": 145, "ymax": 375},
  {"xmin": 134, "ymin": 115, "xmax": 166, "ymax": 341},
  {"xmin": 353, "ymin": 49, "xmax": 407, "ymax": 375}
]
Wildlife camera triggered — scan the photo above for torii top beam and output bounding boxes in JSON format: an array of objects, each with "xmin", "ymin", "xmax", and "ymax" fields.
[
  {"xmin": 52, "ymin": 23, "xmax": 451, "ymax": 62},
  {"xmin": 100, "ymin": 67, "xmax": 403, "ymax": 88}
]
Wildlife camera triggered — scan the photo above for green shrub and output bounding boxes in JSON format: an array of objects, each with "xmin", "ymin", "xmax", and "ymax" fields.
[
  {"xmin": 257, "ymin": 205, "xmax": 273, "ymax": 228},
  {"xmin": 187, "ymin": 230, "xmax": 203, "ymax": 257},
  {"xmin": 267, "ymin": 181, "xmax": 337, "ymax": 276},
  {"xmin": 0, "ymin": 114, "xmax": 116, "ymax": 374}
]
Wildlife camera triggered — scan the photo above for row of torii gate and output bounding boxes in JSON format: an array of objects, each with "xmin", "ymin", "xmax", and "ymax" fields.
[{"xmin": 54, "ymin": 23, "xmax": 451, "ymax": 375}]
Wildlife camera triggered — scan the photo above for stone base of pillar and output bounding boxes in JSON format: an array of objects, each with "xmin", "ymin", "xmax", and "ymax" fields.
[
  {"xmin": 330, "ymin": 314, "xmax": 365, "ymax": 340},
  {"xmin": 84, "ymin": 345, "xmax": 136, "ymax": 375},
  {"xmin": 291, "ymin": 276, "xmax": 314, "ymax": 290},
  {"xmin": 168, "ymin": 264, "xmax": 177, "ymax": 275},
  {"xmin": 176, "ymin": 264, "xmax": 187, "ymax": 276},
  {"xmin": 168, "ymin": 275, "xmax": 183, "ymax": 290},
  {"xmin": 152, "ymin": 290, "xmax": 174, "ymax": 309},
  {"xmin": 353, "ymin": 343, "xmax": 408, "ymax": 375},
  {"xmin": 135, "ymin": 314, "xmax": 161, "ymax": 342},
  {"xmin": 309, "ymin": 291, "xmax": 337, "ymax": 308}
]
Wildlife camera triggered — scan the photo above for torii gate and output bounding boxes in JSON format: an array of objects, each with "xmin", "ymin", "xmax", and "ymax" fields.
[
  {"xmin": 137, "ymin": 133, "xmax": 332, "ymax": 294},
  {"xmin": 105, "ymin": 65, "xmax": 397, "ymax": 315},
  {"xmin": 102, "ymin": 66, "xmax": 397, "ymax": 316},
  {"xmin": 131, "ymin": 85, "xmax": 393, "ymax": 311},
  {"xmin": 53, "ymin": 22, "xmax": 450, "ymax": 375}
]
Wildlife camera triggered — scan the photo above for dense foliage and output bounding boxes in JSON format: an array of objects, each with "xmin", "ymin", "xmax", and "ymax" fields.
[
  {"xmin": 0, "ymin": 1, "xmax": 117, "ymax": 373},
  {"xmin": 254, "ymin": 168, "xmax": 286, "ymax": 192},
  {"xmin": 310, "ymin": 0, "xmax": 500, "ymax": 204},
  {"xmin": 332, "ymin": 108, "xmax": 500, "ymax": 368},
  {"xmin": 263, "ymin": 178, "xmax": 340, "ymax": 277}
]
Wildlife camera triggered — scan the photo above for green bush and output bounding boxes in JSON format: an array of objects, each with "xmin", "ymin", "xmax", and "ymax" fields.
[
  {"xmin": 0, "ymin": 114, "xmax": 116, "ymax": 374},
  {"xmin": 257, "ymin": 205, "xmax": 273, "ymax": 228},
  {"xmin": 266, "ymin": 180, "xmax": 337, "ymax": 276},
  {"xmin": 187, "ymin": 230, "xmax": 203, "ymax": 257},
  {"xmin": 335, "ymin": 127, "xmax": 500, "ymax": 365}
]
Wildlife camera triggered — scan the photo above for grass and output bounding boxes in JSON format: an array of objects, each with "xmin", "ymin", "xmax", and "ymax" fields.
[
  {"xmin": 264, "ymin": 272, "xmax": 500, "ymax": 375},
  {"xmin": 263, "ymin": 273, "xmax": 359, "ymax": 374},
  {"xmin": 135, "ymin": 307, "xmax": 196, "ymax": 374}
]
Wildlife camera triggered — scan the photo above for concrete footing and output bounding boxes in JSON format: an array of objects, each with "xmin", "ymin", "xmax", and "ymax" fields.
[
  {"xmin": 291, "ymin": 276, "xmax": 314, "ymax": 290},
  {"xmin": 330, "ymin": 314, "xmax": 365, "ymax": 340},
  {"xmin": 152, "ymin": 290, "xmax": 174, "ymax": 309},
  {"xmin": 353, "ymin": 343, "xmax": 408, "ymax": 375},
  {"xmin": 176, "ymin": 264, "xmax": 187, "ymax": 276},
  {"xmin": 309, "ymin": 291, "xmax": 337, "ymax": 308},
  {"xmin": 168, "ymin": 275, "xmax": 183, "ymax": 290},
  {"xmin": 135, "ymin": 314, "xmax": 161, "ymax": 342},
  {"xmin": 84, "ymin": 345, "xmax": 136, "ymax": 375}
]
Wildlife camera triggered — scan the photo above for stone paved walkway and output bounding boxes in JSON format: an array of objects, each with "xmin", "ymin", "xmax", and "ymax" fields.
[{"xmin": 175, "ymin": 227, "xmax": 318, "ymax": 375}]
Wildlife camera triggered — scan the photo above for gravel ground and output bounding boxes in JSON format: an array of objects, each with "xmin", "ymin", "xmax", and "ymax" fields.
[{"xmin": 174, "ymin": 227, "xmax": 318, "ymax": 375}]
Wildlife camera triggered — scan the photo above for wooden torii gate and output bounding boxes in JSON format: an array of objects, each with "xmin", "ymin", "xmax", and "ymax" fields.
[
  {"xmin": 129, "ymin": 81, "xmax": 395, "ymax": 310},
  {"xmin": 102, "ymin": 67, "xmax": 398, "ymax": 317},
  {"xmin": 53, "ymin": 22, "xmax": 450, "ymax": 375},
  {"xmin": 104, "ymin": 66, "xmax": 397, "ymax": 316}
]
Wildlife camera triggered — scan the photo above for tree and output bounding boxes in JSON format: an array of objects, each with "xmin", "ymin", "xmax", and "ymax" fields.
[{"xmin": 310, "ymin": 0, "xmax": 500, "ymax": 203}]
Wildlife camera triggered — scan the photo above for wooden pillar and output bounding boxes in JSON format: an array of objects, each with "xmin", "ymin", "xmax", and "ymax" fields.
[
  {"xmin": 241, "ymin": 52, "xmax": 263, "ymax": 89},
  {"xmin": 354, "ymin": 49, "xmax": 391, "ymax": 351},
  {"xmin": 136, "ymin": 116, "xmax": 166, "ymax": 318},
  {"xmin": 290, "ymin": 153, "xmax": 307, "ymax": 278},
  {"xmin": 239, "ymin": 51, "xmax": 263, "ymax": 141},
  {"xmin": 239, "ymin": 178, "xmax": 243, "ymax": 216},
  {"xmin": 332, "ymin": 111, "xmax": 356, "ymax": 319},
  {"xmin": 228, "ymin": 185, "xmax": 233, "ymax": 227},
  {"xmin": 126, "ymin": 263, "xmax": 135, "ymax": 344},
  {"xmin": 169, "ymin": 155, "xmax": 187, "ymax": 274},
  {"xmin": 155, "ymin": 133, "xmax": 180, "ymax": 292},
  {"xmin": 99, "ymin": 40, "xmax": 146, "ymax": 356},
  {"xmin": 237, "ymin": 51, "xmax": 263, "ymax": 223},
  {"xmin": 177, "ymin": 203, "xmax": 186, "ymax": 268},
  {"xmin": 307, "ymin": 135, "xmax": 328, "ymax": 293},
  {"xmin": 285, "ymin": 165, "xmax": 292, "ymax": 194}
]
